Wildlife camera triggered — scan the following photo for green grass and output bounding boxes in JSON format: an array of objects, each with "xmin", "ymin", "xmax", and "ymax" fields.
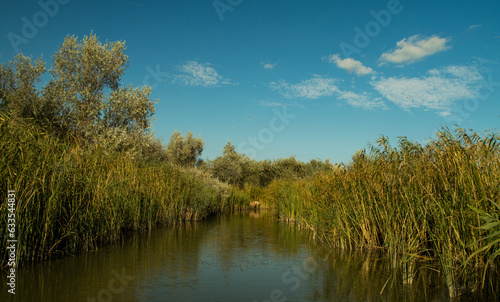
[
  {"xmin": 0, "ymin": 113, "xmax": 227, "ymax": 266},
  {"xmin": 265, "ymin": 128, "xmax": 500, "ymax": 298}
]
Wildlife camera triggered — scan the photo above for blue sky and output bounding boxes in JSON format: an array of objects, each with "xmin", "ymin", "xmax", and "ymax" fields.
[{"xmin": 1, "ymin": 0, "xmax": 500, "ymax": 164}]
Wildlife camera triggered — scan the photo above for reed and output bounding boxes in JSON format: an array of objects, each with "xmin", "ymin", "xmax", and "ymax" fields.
[
  {"xmin": 227, "ymin": 186, "xmax": 251, "ymax": 210},
  {"xmin": 265, "ymin": 127, "xmax": 500, "ymax": 298},
  {"xmin": 0, "ymin": 113, "xmax": 227, "ymax": 267}
]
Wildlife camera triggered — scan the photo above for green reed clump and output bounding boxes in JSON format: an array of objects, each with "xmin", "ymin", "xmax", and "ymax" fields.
[
  {"xmin": 0, "ymin": 113, "xmax": 227, "ymax": 267},
  {"xmin": 267, "ymin": 180, "xmax": 312, "ymax": 224},
  {"xmin": 266, "ymin": 127, "xmax": 500, "ymax": 298},
  {"xmin": 227, "ymin": 186, "xmax": 251, "ymax": 210},
  {"xmin": 224, "ymin": 184, "xmax": 274, "ymax": 211}
]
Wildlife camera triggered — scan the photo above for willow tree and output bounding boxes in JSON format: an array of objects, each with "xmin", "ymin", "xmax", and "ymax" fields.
[
  {"xmin": 212, "ymin": 142, "xmax": 245, "ymax": 186},
  {"xmin": 1, "ymin": 33, "xmax": 158, "ymax": 158},
  {"xmin": 165, "ymin": 131, "xmax": 205, "ymax": 167},
  {"xmin": 44, "ymin": 33, "xmax": 157, "ymax": 149},
  {"xmin": 0, "ymin": 53, "xmax": 46, "ymax": 120}
]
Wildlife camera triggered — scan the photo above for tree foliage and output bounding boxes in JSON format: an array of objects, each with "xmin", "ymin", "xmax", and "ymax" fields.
[
  {"xmin": 44, "ymin": 33, "xmax": 156, "ymax": 145},
  {"xmin": 1, "ymin": 32, "xmax": 335, "ymax": 186},
  {"xmin": 209, "ymin": 142, "xmax": 333, "ymax": 188},
  {"xmin": 212, "ymin": 142, "xmax": 245, "ymax": 186},
  {"xmin": 0, "ymin": 53, "xmax": 46, "ymax": 119},
  {"xmin": 165, "ymin": 131, "xmax": 205, "ymax": 167},
  {"xmin": 0, "ymin": 33, "xmax": 158, "ymax": 160}
]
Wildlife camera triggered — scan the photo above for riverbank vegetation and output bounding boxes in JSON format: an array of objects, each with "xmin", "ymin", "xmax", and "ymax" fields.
[
  {"xmin": 1, "ymin": 33, "xmax": 499, "ymax": 298},
  {"xmin": 0, "ymin": 112, "xmax": 229, "ymax": 264},
  {"xmin": 0, "ymin": 33, "xmax": 329, "ymax": 267},
  {"xmin": 0, "ymin": 34, "xmax": 232, "ymax": 267},
  {"xmin": 265, "ymin": 128, "xmax": 500, "ymax": 298}
]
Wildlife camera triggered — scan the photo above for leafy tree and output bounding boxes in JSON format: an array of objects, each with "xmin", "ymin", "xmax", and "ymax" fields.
[
  {"xmin": 44, "ymin": 33, "xmax": 156, "ymax": 144},
  {"xmin": 165, "ymin": 131, "xmax": 205, "ymax": 167},
  {"xmin": 303, "ymin": 158, "xmax": 334, "ymax": 177},
  {"xmin": 240, "ymin": 157, "xmax": 261, "ymax": 187},
  {"xmin": 212, "ymin": 142, "xmax": 245, "ymax": 186},
  {"xmin": 256, "ymin": 159, "xmax": 276, "ymax": 187},
  {"xmin": 273, "ymin": 156, "xmax": 305, "ymax": 179},
  {"xmin": 0, "ymin": 53, "xmax": 46, "ymax": 120},
  {"xmin": 1, "ymin": 33, "xmax": 158, "ymax": 159}
]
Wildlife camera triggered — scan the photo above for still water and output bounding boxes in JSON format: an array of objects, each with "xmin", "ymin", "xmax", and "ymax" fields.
[{"xmin": 4, "ymin": 210, "xmax": 455, "ymax": 301}]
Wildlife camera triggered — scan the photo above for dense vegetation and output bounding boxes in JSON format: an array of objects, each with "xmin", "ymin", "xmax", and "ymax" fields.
[
  {"xmin": 1, "ymin": 33, "xmax": 499, "ymax": 298},
  {"xmin": 0, "ymin": 34, "xmax": 329, "ymax": 267},
  {"xmin": 266, "ymin": 129, "xmax": 500, "ymax": 297},
  {"xmin": 0, "ymin": 112, "xmax": 230, "ymax": 262}
]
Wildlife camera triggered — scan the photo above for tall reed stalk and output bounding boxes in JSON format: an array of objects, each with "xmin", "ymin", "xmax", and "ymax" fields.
[
  {"xmin": 266, "ymin": 127, "xmax": 500, "ymax": 298},
  {"xmin": 0, "ymin": 113, "xmax": 227, "ymax": 267}
]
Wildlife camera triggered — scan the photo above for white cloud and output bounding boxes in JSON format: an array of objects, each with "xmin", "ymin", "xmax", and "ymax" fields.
[
  {"xmin": 328, "ymin": 54, "xmax": 373, "ymax": 77},
  {"xmin": 263, "ymin": 63, "xmax": 277, "ymax": 69},
  {"xmin": 372, "ymin": 65, "xmax": 483, "ymax": 113},
  {"xmin": 270, "ymin": 76, "xmax": 385, "ymax": 110},
  {"xmin": 259, "ymin": 100, "xmax": 304, "ymax": 108},
  {"xmin": 338, "ymin": 91, "xmax": 386, "ymax": 109},
  {"xmin": 379, "ymin": 35, "xmax": 450, "ymax": 65},
  {"xmin": 438, "ymin": 111, "xmax": 452, "ymax": 117},
  {"xmin": 174, "ymin": 61, "xmax": 233, "ymax": 87},
  {"xmin": 468, "ymin": 24, "xmax": 482, "ymax": 31},
  {"xmin": 260, "ymin": 101, "xmax": 284, "ymax": 107},
  {"xmin": 270, "ymin": 76, "xmax": 340, "ymax": 99}
]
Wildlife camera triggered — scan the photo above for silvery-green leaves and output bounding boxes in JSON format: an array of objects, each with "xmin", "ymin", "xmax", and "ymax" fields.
[{"xmin": 1, "ymin": 33, "xmax": 159, "ymax": 161}]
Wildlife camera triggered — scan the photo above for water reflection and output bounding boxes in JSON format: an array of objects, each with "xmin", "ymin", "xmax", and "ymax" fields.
[{"xmin": 1, "ymin": 210, "xmax": 476, "ymax": 301}]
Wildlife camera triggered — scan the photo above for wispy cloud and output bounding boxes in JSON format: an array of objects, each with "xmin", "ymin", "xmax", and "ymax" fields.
[
  {"xmin": 372, "ymin": 65, "xmax": 483, "ymax": 114},
  {"xmin": 338, "ymin": 91, "xmax": 386, "ymax": 109},
  {"xmin": 270, "ymin": 76, "xmax": 385, "ymax": 110},
  {"xmin": 379, "ymin": 35, "xmax": 450, "ymax": 65},
  {"xmin": 174, "ymin": 61, "xmax": 234, "ymax": 87},
  {"xmin": 263, "ymin": 63, "xmax": 277, "ymax": 69},
  {"xmin": 270, "ymin": 76, "xmax": 340, "ymax": 99},
  {"xmin": 327, "ymin": 54, "xmax": 373, "ymax": 77},
  {"xmin": 259, "ymin": 100, "xmax": 304, "ymax": 108},
  {"xmin": 468, "ymin": 24, "xmax": 482, "ymax": 31}
]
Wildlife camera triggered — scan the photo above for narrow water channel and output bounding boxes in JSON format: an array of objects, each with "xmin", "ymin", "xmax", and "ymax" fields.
[{"xmin": 4, "ymin": 210, "xmax": 455, "ymax": 301}]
